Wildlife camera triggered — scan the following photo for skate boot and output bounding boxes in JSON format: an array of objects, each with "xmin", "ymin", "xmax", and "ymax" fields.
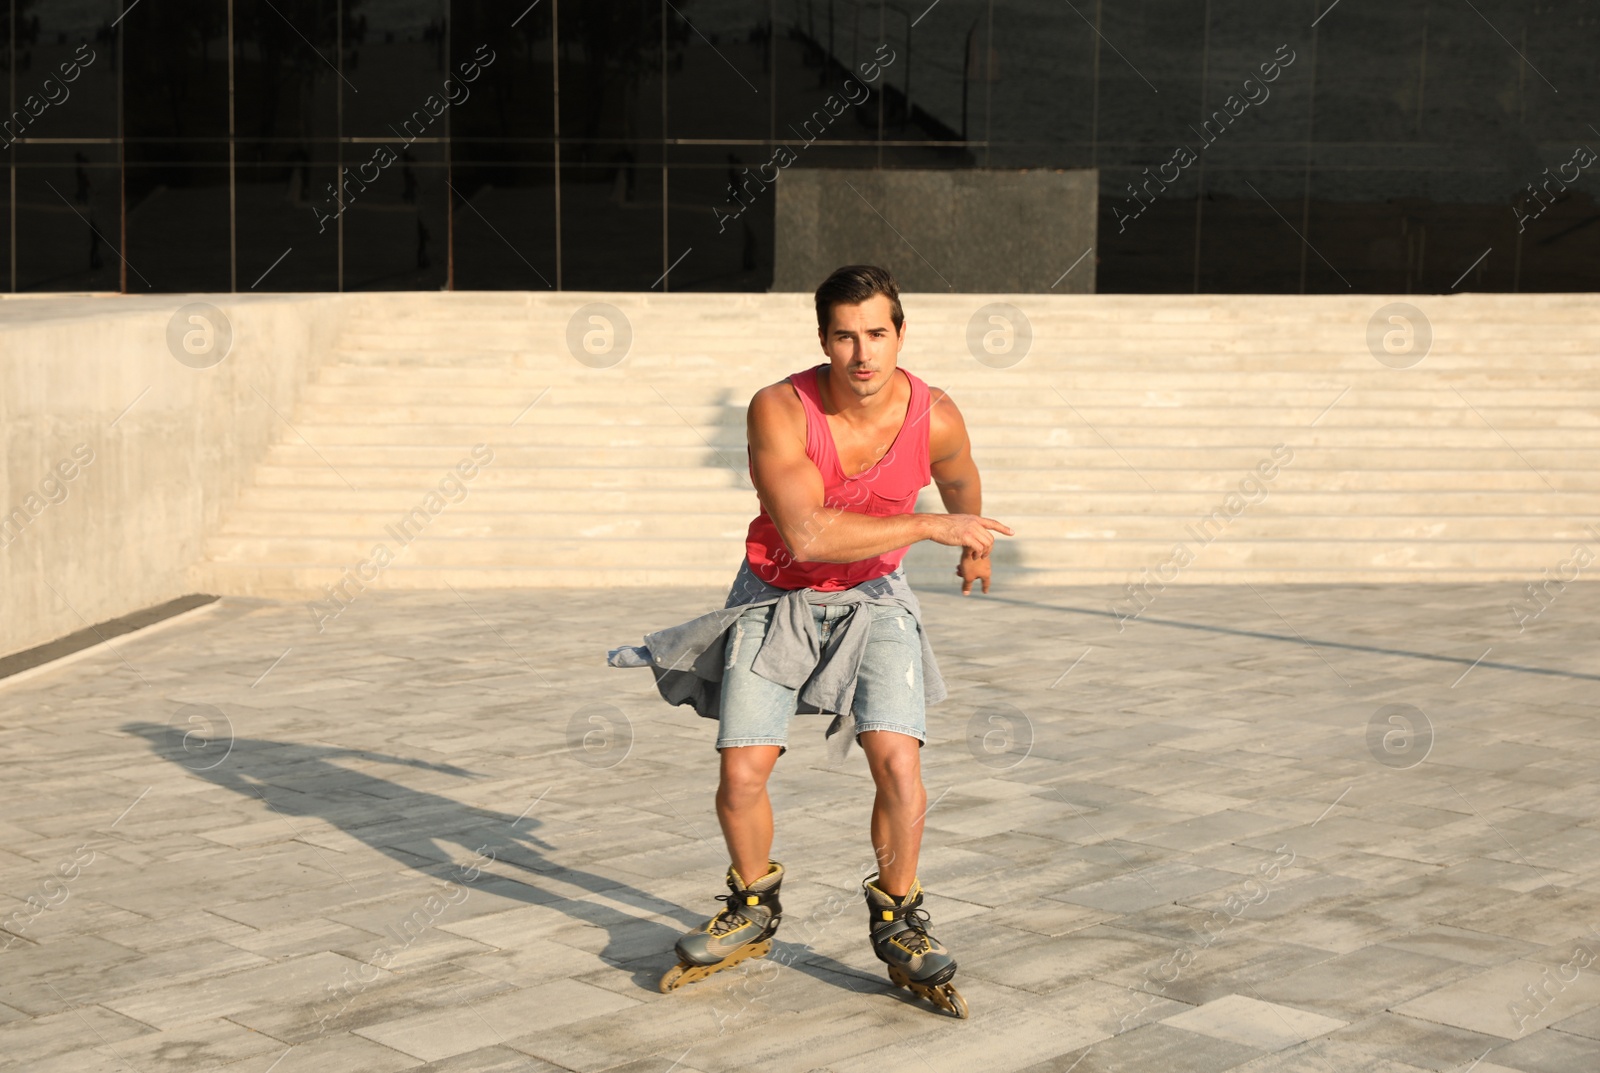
[
  {"xmin": 863, "ymin": 873, "xmax": 968, "ymax": 1017},
  {"xmin": 659, "ymin": 861, "xmax": 784, "ymax": 993}
]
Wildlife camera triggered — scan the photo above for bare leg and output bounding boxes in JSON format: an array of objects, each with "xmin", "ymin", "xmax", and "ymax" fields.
[
  {"xmin": 715, "ymin": 744, "xmax": 781, "ymax": 883},
  {"xmin": 859, "ymin": 730, "xmax": 926, "ymax": 897}
]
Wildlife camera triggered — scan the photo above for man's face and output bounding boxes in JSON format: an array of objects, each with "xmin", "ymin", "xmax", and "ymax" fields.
[{"xmin": 818, "ymin": 294, "xmax": 906, "ymax": 399}]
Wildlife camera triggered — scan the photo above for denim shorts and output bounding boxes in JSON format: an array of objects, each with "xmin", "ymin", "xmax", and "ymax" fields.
[{"xmin": 717, "ymin": 600, "xmax": 927, "ymax": 751}]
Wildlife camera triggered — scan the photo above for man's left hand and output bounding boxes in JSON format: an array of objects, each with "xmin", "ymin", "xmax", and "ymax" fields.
[{"xmin": 957, "ymin": 548, "xmax": 992, "ymax": 595}]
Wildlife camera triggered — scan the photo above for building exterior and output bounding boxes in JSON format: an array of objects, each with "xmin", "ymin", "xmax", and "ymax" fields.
[{"xmin": 4, "ymin": 0, "xmax": 1598, "ymax": 294}]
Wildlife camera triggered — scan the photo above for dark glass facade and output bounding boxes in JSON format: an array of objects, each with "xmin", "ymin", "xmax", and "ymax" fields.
[{"xmin": 4, "ymin": 0, "xmax": 1597, "ymax": 293}]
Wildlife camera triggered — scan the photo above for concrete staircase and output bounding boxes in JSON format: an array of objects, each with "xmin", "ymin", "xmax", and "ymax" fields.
[{"xmin": 202, "ymin": 292, "xmax": 1600, "ymax": 596}]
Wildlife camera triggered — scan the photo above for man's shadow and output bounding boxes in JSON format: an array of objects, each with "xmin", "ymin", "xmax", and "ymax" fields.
[
  {"xmin": 122, "ymin": 723, "xmax": 875, "ymax": 998},
  {"xmin": 123, "ymin": 721, "xmax": 697, "ymax": 990}
]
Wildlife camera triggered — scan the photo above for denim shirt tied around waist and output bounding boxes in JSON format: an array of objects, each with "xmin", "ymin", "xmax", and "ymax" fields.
[{"xmin": 606, "ymin": 558, "xmax": 947, "ymax": 760}]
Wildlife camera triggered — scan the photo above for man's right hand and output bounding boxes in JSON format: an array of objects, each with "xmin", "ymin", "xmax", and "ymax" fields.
[{"xmin": 925, "ymin": 514, "xmax": 1014, "ymax": 558}]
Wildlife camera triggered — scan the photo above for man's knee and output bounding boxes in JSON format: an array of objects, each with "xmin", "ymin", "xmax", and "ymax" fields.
[
  {"xmin": 719, "ymin": 772, "xmax": 768, "ymax": 806},
  {"xmin": 863, "ymin": 734, "xmax": 922, "ymax": 790},
  {"xmin": 718, "ymin": 749, "xmax": 776, "ymax": 805}
]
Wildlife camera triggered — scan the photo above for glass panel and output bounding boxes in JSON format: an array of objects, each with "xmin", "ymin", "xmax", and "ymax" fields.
[
  {"xmin": 10, "ymin": 0, "xmax": 118, "ymax": 142},
  {"xmin": 1522, "ymin": 0, "xmax": 1600, "ymax": 143},
  {"xmin": 342, "ymin": 0, "xmax": 451, "ymax": 139},
  {"xmin": 1188, "ymin": 142, "xmax": 1311, "ymax": 295},
  {"xmin": 235, "ymin": 0, "xmax": 340, "ymax": 145},
  {"xmin": 14, "ymin": 143, "xmax": 120, "ymax": 292},
  {"xmin": 2, "ymin": 0, "xmax": 9, "ymax": 291},
  {"xmin": 451, "ymin": 141, "xmax": 556, "ymax": 291},
  {"xmin": 341, "ymin": 140, "xmax": 448, "ymax": 290},
  {"xmin": 559, "ymin": 148, "xmax": 663, "ymax": 290},
  {"xmin": 125, "ymin": 149, "xmax": 232, "ymax": 293},
  {"xmin": 234, "ymin": 0, "xmax": 340, "ymax": 290},
  {"xmin": 450, "ymin": 0, "xmax": 553, "ymax": 141},
  {"xmin": 1514, "ymin": 187, "xmax": 1600, "ymax": 292},
  {"xmin": 665, "ymin": 0, "xmax": 771, "ymax": 141},
  {"xmin": 666, "ymin": 144, "xmax": 772, "ymax": 292},
  {"xmin": 770, "ymin": 0, "xmax": 919, "ymax": 157},
  {"xmin": 121, "ymin": 0, "xmax": 230, "ymax": 292},
  {"xmin": 236, "ymin": 139, "xmax": 340, "ymax": 291},
  {"xmin": 448, "ymin": 0, "xmax": 555, "ymax": 290},
  {"xmin": 1091, "ymin": 0, "xmax": 1208, "ymax": 294},
  {"xmin": 1, "ymin": 177, "xmax": 9, "ymax": 291},
  {"xmin": 122, "ymin": 0, "xmax": 229, "ymax": 139},
  {"xmin": 985, "ymin": 0, "xmax": 1093, "ymax": 170},
  {"xmin": 1095, "ymin": 0, "xmax": 1207, "ymax": 152},
  {"xmin": 558, "ymin": 0, "xmax": 663, "ymax": 149}
]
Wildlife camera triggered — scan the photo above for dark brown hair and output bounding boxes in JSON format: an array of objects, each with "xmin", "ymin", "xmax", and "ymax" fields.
[{"xmin": 814, "ymin": 264, "xmax": 904, "ymax": 336}]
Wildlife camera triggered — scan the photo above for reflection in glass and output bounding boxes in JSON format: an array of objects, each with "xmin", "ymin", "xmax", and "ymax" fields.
[
  {"xmin": 15, "ymin": 145, "xmax": 120, "ymax": 292},
  {"xmin": 341, "ymin": 143, "xmax": 447, "ymax": 291},
  {"xmin": 560, "ymin": 156, "xmax": 663, "ymax": 291},
  {"xmin": 125, "ymin": 158, "xmax": 231, "ymax": 293},
  {"xmin": 343, "ymin": 0, "xmax": 451, "ymax": 137},
  {"xmin": 236, "ymin": 141, "xmax": 339, "ymax": 291},
  {"xmin": 122, "ymin": 0, "xmax": 229, "ymax": 139},
  {"xmin": 4, "ymin": 0, "xmax": 1600, "ymax": 293},
  {"xmin": 451, "ymin": 142, "xmax": 556, "ymax": 291}
]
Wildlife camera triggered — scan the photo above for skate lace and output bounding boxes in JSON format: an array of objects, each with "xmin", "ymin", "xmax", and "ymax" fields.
[
  {"xmin": 895, "ymin": 905, "xmax": 935, "ymax": 956},
  {"xmin": 707, "ymin": 894, "xmax": 754, "ymax": 937}
]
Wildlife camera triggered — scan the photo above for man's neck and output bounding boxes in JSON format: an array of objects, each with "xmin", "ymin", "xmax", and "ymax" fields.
[{"xmin": 817, "ymin": 364, "xmax": 900, "ymax": 423}]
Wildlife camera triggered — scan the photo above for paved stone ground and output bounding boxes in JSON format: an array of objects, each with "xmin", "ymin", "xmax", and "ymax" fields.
[{"xmin": 2, "ymin": 579, "xmax": 1598, "ymax": 1073}]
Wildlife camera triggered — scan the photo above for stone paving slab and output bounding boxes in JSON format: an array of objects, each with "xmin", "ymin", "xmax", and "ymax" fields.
[
  {"xmin": 1392, "ymin": 951, "xmax": 1600, "ymax": 1040},
  {"xmin": 1320, "ymin": 1011, "xmax": 1504, "ymax": 1072},
  {"xmin": 1, "ymin": 581, "xmax": 1598, "ymax": 1071},
  {"xmin": 1248, "ymin": 942, "xmax": 1483, "ymax": 1022},
  {"xmin": 357, "ymin": 978, "xmax": 641, "ymax": 1062},
  {"xmin": 1162, "ymin": 992, "xmax": 1350, "ymax": 1051}
]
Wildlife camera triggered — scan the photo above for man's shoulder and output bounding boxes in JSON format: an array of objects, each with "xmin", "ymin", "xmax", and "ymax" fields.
[
  {"xmin": 750, "ymin": 377, "xmax": 802, "ymax": 404},
  {"xmin": 748, "ymin": 376, "xmax": 808, "ymax": 430},
  {"xmin": 918, "ymin": 378, "xmax": 961, "ymax": 437},
  {"xmin": 757, "ymin": 365, "xmax": 817, "ymax": 396}
]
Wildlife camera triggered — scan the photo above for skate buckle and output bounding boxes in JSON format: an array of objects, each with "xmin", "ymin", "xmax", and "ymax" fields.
[
  {"xmin": 746, "ymin": 895, "xmax": 759, "ymax": 905},
  {"xmin": 881, "ymin": 910, "xmax": 894, "ymax": 920}
]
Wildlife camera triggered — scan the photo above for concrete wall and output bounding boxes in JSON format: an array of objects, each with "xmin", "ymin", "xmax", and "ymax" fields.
[
  {"xmin": 0, "ymin": 294, "xmax": 344, "ymax": 659},
  {"xmin": 772, "ymin": 168, "xmax": 1098, "ymax": 294}
]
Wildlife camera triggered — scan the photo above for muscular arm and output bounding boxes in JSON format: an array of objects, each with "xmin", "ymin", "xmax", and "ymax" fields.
[
  {"xmin": 928, "ymin": 387, "xmax": 983, "ymax": 517},
  {"xmin": 746, "ymin": 382, "xmax": 1008, "ymax": 565},
  {"xmin": 747, "ymin": 385, "xmax": 932, "ymax": 564}
]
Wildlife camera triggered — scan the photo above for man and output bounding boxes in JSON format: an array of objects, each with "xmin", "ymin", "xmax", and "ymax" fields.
[{"xmin": 608, "ymin": 264, "xmax": 1010, "ymax": 1017}]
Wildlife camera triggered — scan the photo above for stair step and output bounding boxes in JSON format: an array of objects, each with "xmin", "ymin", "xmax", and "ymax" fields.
[
  {"xmin": 298, "ymin": 383, "xmax": 1600, "ymax": 410},
  {"xmin": 226, "ymin": 487, "xmax": 1600, "ymax": 514},
  {"xmin": 202, "ymin": 535, "xmax": 1590, "ymax": 571},
  {"xmin": 321, "ymin": 349, "xmax": 1600, "ymax": 373},
  {"xmin": 250, "ymin": 439, "xmax": 1600, "ymax": 470},
  {"xmin": 241, "ymin": 463, "xmax": 1587, "ymax": 493},
  {"xmin": 310, "ymin": 366, "xmax": 1600, "ymax": 392},
  {"xmin": 200, "ymin": 292, "xmax": 1600, "ymax": 595},
  {"xmin": 210, "ymin": 511, "xmax": 1600, "ymax": 543},
  {"xmin": 258, "ymin": 423, "xmax": 1600, "ymax": 450}
]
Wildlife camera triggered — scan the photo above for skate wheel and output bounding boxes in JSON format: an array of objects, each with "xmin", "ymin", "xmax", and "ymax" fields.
[
  {"xmin": 659, "ymin": 962, "xmax": 690, "ymax": 993},
  {"xmin": 659, "ymin": 938, "xmax": 772, "ymax": 993},
  {"xmin": 887, "ymin": 967, "xmax": 968, "ymax": 1017}
]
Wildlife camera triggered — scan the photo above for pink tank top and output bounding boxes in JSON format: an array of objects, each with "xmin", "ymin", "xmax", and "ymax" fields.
[{"xmin": 745, "ymin": 364, "xmax": 933, "ymax": 591}]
